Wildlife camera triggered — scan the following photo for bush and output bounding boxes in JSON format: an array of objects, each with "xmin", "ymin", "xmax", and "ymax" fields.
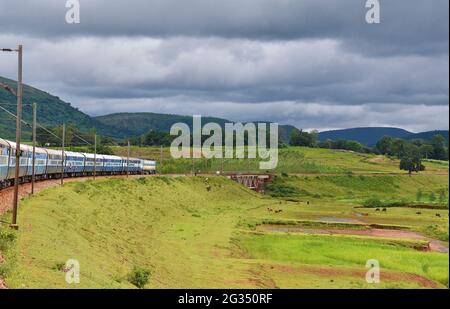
[
  {"xmin": 362, "ymin": 197, "xmax": 383, "ymax": 208},
  {"xmin": 0, "ymin": 229, "xmax": 16, "ymax": 251},
  {"xmin": 128, "ymin": 267, "xmax": 151, "ymax": 289}
]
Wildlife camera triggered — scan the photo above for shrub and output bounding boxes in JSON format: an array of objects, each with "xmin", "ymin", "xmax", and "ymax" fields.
[
  {"xmin": 128, "ymin": 267, "xmax": 151, "ymax": 289},
  {"xmin": 53, "ymin": 262, "xmax": 66, "ymax": 272},
  {"xmin": 362, "ymin": 197, "xmax": 383, "ymax": 208},
  {"xmin": 429, "ymin": 192, "xmax": 436, "ymax": 203},
  {"xmin": 0, "ymin": 229, "xmax": 16, "ymax": 251},
  {"xmin": 416, "ymin": 189, "xmax": 423, "ymax": 202}
]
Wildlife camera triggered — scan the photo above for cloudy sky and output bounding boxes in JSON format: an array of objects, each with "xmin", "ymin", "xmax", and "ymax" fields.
[{"xmin": 0, "ymin": 0, "xmax": 448, "ymax": 132}]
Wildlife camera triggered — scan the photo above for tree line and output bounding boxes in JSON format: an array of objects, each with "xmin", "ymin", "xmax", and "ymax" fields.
[{"xmin": 288, "ymin": 128, "xmax": 448, "ymax": 174}]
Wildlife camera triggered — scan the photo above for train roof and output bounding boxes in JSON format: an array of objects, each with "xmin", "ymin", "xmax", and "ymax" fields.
[
  {"xmin": 83, "ymin": 153, "xmax": 103, "ymax": 159},
  {"xmin": 2, "ymin": 140, "xmax": 46, "ymax": 154},
  {"xmin": 46, "ymin": 148, "xmax": 64, "ymax": 156},
  {"xmin": 102, "ymin": 155, "xmax": 123, "ymax": 160},
  {"xmin": 0, "ymin": 138, "xmax": 10, "ymax": 147},
  {"xmin": 65, "ymin": 151, "xmax": 86, "ymax": 157},
  {"xmin": 18, "ymin": 144, "xmax": 48, "ymax": 155}
]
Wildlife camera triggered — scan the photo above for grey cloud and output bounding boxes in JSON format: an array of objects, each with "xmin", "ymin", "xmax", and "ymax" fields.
[
  {"xmin": 0, "ymin": 0, "xmax": 448, "ymax": 56},
  {"xmin": 73, "ymin": 97, "xmax": 449, "ymax": 132},
  {"xmin": 0, "ymin": 1, "xmax": 448, "ymax": 132},
  {"xmin": 1, "ymin": 35, "xmax": 445, "ymax": 106}
]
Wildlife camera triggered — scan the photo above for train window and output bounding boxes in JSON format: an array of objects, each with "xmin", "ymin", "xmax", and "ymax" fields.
[{"xmin": 0, "ymin": 155, "xmax": 8, "ymax": 165}]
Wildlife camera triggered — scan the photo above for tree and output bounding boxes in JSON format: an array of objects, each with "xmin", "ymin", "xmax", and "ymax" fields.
[
  {"xmin": 143, "ymin": 129, "xmax": 172, "ymax": 146},
  {"xmin": 376, "ymin": 136, "xmax": 394, "ymax": 155},
  {"xmin": 392, "ymin": 139, "xmax": 409, "ymax": 159},
  {"xmin": 419, "ymin": 144, "xmax": 433, "ymax": 159},
  {"xmin": 399, "ymin": 146, "xmax": 425, "ymax": 175},
  {"xmin": 431, "ymin": 134, "xmax": 448, "ymax": 160},
  {"xmin": 290, "ymin": 129, "xmax": 315, "ymax": 147}
]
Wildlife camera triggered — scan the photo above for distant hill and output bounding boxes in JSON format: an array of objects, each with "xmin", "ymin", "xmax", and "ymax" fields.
[
  {"xmin": 405, "ymin": 130, "xmax": 449, "ymax": 143},
  {"xmin": 95, "ymin": 113, "xmax": 229, "ymax": 136},
  {"xmin": 95, "ymin": 112, "xmax": 297, "ymax": 144},
  {"xmin": 2, "ymin": 75, "xmax": 445, "ymax": 146},
  {"xmin": 0, "ymin": 76, "xmax": 122, "ymax": 140},
  {"xmin": 318, "ymin": 127, "xmax": 413, "ymax": 146}
]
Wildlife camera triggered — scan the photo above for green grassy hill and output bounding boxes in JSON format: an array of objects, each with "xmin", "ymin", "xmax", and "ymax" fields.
[
  {"xmin": 1, "ymin": 176, "xmax": 448, "ymax": 288},
  {"xmin": 0, "ymin": 76, "xmax": 123, "ymax": 140},
  {"xmin": 108, "ymin": 145, "xmax": 449, "ymax": 175},
  {"xmin": 95, "ymin": 112, "xmax": 298, "ymax": 144}
]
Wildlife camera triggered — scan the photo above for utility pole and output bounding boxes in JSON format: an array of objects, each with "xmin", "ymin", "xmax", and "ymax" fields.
[
  {"xmin": 160, "ymin": 145, "xmax": 163, "ymax": 171},
  {"xmin": 93, "ymin": 134, "xmax": 97, "ymax": 180},
  {"xmin": 221, "ymin": 150, "xmax": 224, "ymax": 175},
  {"xmin": 31, "ymin": 102, "xmax": 36, "ymax": 195},
  {"xmin": 61, "ymin": 123, "xmax": 65, "ymax": 186},
  {"xmin": 127, "ymin": 140, "xmax": 130, "ymax": 178},
  {"xmin": 10, "ymin": 45, "xmax": 23, "ymax": 230}
]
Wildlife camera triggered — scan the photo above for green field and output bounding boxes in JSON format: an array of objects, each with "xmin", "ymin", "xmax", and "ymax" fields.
[
  {"xmin": 0, "ymin": 147, "xmax": 448, "ymax": 289},
  {"xmin": 111, "ymin": 146, "xmax": 449, "ymax": 175}
]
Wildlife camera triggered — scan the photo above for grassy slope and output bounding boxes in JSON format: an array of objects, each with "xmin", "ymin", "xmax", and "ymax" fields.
[
  {"xmin": 2, "ymin": 175, "xmax": 448, "ymax": 288},
  {"xmin": 5, "ymin": 177, "xmax": 269, "ymax": 288},
  {"xmin": 110, "ymin": 146, "xmax": 449, "ymax": 175},
  {"xmin": 0, "ymin": 145, "xmax": 448, "ymax": 289}
]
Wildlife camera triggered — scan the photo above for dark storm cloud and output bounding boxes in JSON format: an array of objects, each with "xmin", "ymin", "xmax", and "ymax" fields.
[
  {"xmin": 0, "ymin": 0, "xmax": 448, "ymax": 56},
  {"xmin": 0, "ymin": 1, "xmax": 448, "ymax": 131}
]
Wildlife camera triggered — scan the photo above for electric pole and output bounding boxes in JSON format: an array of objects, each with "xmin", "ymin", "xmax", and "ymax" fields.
[
  {"xmin": 10, "ymin": 45, "xmax": 23, "ymax": 230},
  {"xmin": 93, "ymin": 134, "xmax": 97, "ymax": 180},
  {"xmin": 127, "ymin": 140, "xmax": 130, "ymax": 178},
  {"xmin": 61, "ymin": 123, "xmax": 65, "ymax": 186},
  {"xmin": 160, "ymin": 145, "xmax": 163, "ymax": 172},
  {"xmin": 31, "ymin": 102, "xmax": 36, "ymax": 194}
]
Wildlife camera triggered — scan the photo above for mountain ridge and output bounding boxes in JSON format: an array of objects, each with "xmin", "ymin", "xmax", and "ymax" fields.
[{"xmin": 1, "ymin": 75, "xmax": 447, "ymax": 146}]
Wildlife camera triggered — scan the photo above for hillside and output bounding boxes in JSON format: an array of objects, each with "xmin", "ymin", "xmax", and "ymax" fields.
[
  {"xmin": 95, "ymin": 112, "xmax": 297, "ymax": 144},
  {"xmin": 0, "ymin": 76, "xmax": 122, "ymax": 140},
  {"xmin": 2, "ymin": 173, "xmax": 448, "ymax": 288},
  {"xmin": 318, "ymin": 127, "xmax": 413, "ymax": 146},
  {"xmin": 405, "ymin": 130, "xmax": 449, "ymax": 143}
]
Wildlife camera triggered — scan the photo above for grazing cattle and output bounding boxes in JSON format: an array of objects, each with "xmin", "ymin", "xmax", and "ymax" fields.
[
  {"xmin": 375, "ymin": 208, "xmax": 380, "ymax": 212},
  {"xmin": 416, "ymin": 212, "xmax": 422, "ymax": 215},
  {"xmin": 436, "ymin": 213, "xmax": 441, "ymax": 217},
  {"xmin": 382, "ymin": 208, "xmax": 387, "ymax": 212}
]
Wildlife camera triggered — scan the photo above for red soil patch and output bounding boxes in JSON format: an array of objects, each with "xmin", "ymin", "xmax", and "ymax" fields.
[
  {"xmin": 266, "ymin": 264, "xmax": 441, "ymax": 288},
  {"xmin": 0, "ymin": 252, "xmax": 6, "ymax": 289},
  {"xmin": 258, "ymin": 225, "xmax": 449, "ymax": 253},
  {"xmin": 0, "ymin": 276, "xmax": 6, "ymax": 289}
]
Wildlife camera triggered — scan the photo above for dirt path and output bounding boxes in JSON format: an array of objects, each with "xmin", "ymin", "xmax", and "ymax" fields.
[{"xmin": 257, "ymin": 225, "xmax": 449, "ymax": 253}]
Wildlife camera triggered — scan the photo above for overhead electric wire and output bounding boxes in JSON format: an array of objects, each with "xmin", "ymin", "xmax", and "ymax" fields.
[
  {"xmin": 1, "ymin": 98, "xmax": 93, "ymax": 146},
  {"xmin": 0, "ymin": 103, "xmax": 62, "ymax": 141}
]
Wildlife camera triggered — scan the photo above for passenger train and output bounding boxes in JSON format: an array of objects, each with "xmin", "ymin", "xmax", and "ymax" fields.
[{"xmin": 0, "ymin": 138, "xmax": 156, "ymax": 189}]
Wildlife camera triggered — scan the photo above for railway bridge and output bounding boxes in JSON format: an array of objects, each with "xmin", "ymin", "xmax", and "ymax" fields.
[{"xmin": 225, "ymin": 173, "xmax": 274, "ymax": 193}]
